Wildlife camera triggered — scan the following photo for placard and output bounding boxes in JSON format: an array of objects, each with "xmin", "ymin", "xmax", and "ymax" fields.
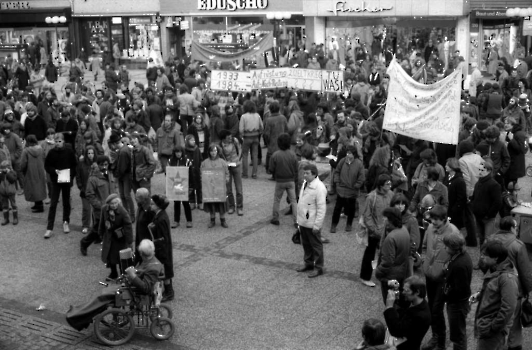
[
  {"xmin": 165, "ymin": 166, "xmax": 189, "ymax": 201},
  {"xmin": 57, "ymin": 169, "xmax": 70, "ymax": 183},
  {"xmin": 250, "ymin": 68, "xmax": 344, "ymax": 92},
  {"xmin": 382, "ymin": 58, "xmax": 461, "ymax": 145},
  {"xmin": 201, "ymin": 168, "xmax": 227, "ymax": 203},
  {"xmin": 211, "ymin": 70, "xmax": 251, "ymax": 92}
]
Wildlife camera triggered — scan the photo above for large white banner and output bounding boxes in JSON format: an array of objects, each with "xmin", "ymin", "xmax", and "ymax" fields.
[{"xmin": 382, "ymin": 59, "xmax": 462, "ymax": 145}]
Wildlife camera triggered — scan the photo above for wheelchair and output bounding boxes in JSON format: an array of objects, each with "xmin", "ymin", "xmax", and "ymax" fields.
[{"xmin": 93, "ymin": 274, "xmax": 175, "ymax": 346}]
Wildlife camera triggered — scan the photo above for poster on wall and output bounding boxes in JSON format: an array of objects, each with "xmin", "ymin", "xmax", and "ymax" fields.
[
  {"xmin": 165, "ymin": 167, "xmax": 189, "ymax": 201},
  {"xmin": 382, "ymin": 59, "xmax": 461, "ymax": 145},
  {"xmin": 201, "ymin": 168, "xmax": 227, "ymax": 203}
]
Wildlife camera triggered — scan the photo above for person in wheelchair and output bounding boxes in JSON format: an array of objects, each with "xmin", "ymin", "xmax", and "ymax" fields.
[{"xmin": 66, "ymin": 239, "xmax": 164, "ymax": 331}]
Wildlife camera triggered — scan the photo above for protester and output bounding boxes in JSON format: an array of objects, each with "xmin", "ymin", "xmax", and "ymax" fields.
[
  {"xmin": 168, "ymin": 145, "xmax": 193, "ymax": 228},
  {"xmin": 201, "ymin": 144, "xmax": 229, "ymax": 228},
  {"xmin": 20, "ymin": 135, "xmax": 47, "ymax": 213},
  {"xmin": 219, "ymin": 129, "xmax": 243, "ymax": 216},
  {"xmin": 130, "ymin": 132, "xmax": 156, "ymax": 193},
  {"xmin": 75, "ymin": 146, "xmax": 96, "ymax": 234},
  {"xmin": 239, "ymin": 100, "xmax": 263, "ymax": 179},
  {"xmin": 0, "ymin": 160, "xmax": 17, "ymax": 225}
]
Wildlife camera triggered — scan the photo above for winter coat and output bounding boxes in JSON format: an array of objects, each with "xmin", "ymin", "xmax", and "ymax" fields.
[
  {"xmin": 383, "ymin": 300, "xmax": 431, "ymax": 350},
  {"xmin": 443, "ymin": 251, "xmax": 473, "ymax": 303},
  {"xmin": 476, "ymin": 139, "xmax": 511, "ymax": 175},
  {"xmin": 445, "ymin": 172, "xmax": 467, "ymax": 229},
  {"xmin": 187, "ymin": 123, "xmax": 210, "ymax": 159},
  {"xmin": 3, "ymin": 132, "xmax": 22, "ymax": 163},
  {"xmin": 184, "ymin": 145, "xmax": 202, "ymax": 189},
  {"xmin": 112, "ymin": 144, "xmax": 131, "ymax": 180},
  {"xmin": 375, "ymin": 226, "xmax": 411, "ymax": 283},
  {"xmin": 220, "ymin": 137, "xmax": 241, "ymax": 166},
  {"xmin": 471, "ymin": 175, "xmax": 502, "ymax": 219},
  {"xmin": 422, "ymin": 221, "xmax": 460, "ymax": 281},
  {"xmin": 0, "ymin": 168, "xmax": 17, "ymax": 197},
  {"xmin": 296, "ymin": 176, "xmax": 327, "ymax": 230},
  {"xmin": 75, "ymin": 154, "xmax": 94, "ymax": 194},
  {"xmin": 105, "ymin": 69, "xmax": 120, "ymax": 92},
  {"xmin": 156, "ymin": 125, "xmax": 183, "ymax": 156},
  {"xmin": 20, "ymin": 145, "xmax": 47, "ymax": 202},
  {"xmin": 239, "ymin": 112, "xmax": 263, "ymax": 138},
  {"xmin": 177, "ymin": 92, "xmax": 200, "ymax": 116},
  {"xmin": 149, "ymin": 209, "xmax": 174, "ymax": 279},
  {"xmin": 85, "ymin": 168, "xmax": 115, "ymax": 212},
  {"xmin": 410, "ymin": 180, "xmax": 449, "ymax": 213},
  {"xmin": 99, "ymin": 204, "xmax": 133, "ymax": 265},
  {"xmin": 333, "ymin": 157, "xmax": 365, "ymax": 198},
  {"xmin": 45, "ymin": 64, "xmax": 57, "ymax": 83},
  {"xmin": 402, "ymin": 210, "xmax": 420, "ymax": 251},
  {"xmin": 505, "ymin": 124, "xmax": 527, "ymax": 179},
  {"xmin": 362, "ymin": 189, "xmax": 394, "ymax": 240},
  {"xmin": 264, "ymin": 113, "xmax": 288, "ymax": 154},
  {"xmin": 44, "ymin": 146, "xmax": 77, "ymax": 184},
  {"xmin": 474, "ymin": 259, "xmax": 519, "ymax": 339},
  {"xmin": 488, "ymin": 230, "xmax": 532, "ymax": 297},
  {"xmin": 131, "ymin": 145, "xmax": 156, "ymax": 181}
]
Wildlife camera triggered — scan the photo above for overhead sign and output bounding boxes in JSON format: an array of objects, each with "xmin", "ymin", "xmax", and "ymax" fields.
[
  {"xmin": 198, "ymin": 0, "xmax": 268, "ymax": 11},
  {"xmin": 382, "ymin": 59, "xmax": 461, "ymax": 145},
  {"xmin": 327, "ymin": 1, "xmax": 393, "ymax": 16},
  {"xmin": 471, "ymin": 9, "xmax": 507, "ymax": 19},
  {"xmin": 211, "ymin": 70, "xmax": 252, "ymax": 92}
]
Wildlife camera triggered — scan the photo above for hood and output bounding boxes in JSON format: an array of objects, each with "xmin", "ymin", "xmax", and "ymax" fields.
[{"xmin": 26, "ymin": 145, "xmax": 43, "ymax": 157}]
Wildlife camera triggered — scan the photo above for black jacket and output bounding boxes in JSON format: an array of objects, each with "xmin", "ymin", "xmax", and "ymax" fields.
[
  {"xmin": 44, "ymin": 146, "xmax": 77, "ymax": 183},
  {"xmin": 471, "ymin": 174, "xmax": 502, "ymax": 219},
  {"xmin": 383, "ymin": 299, "xmax": 431, "ymax": 350},
  {"xmin": 445, "ymin": 172, "xmax": 467, "ymax": 229},
  {"xmin": 443, "ymin": 251, "xmax": 473, "ymax": 303}
]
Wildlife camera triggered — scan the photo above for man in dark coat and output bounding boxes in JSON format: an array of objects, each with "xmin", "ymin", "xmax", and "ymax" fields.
[
  {"xmin": 110, "ymin": 134, "xmax": 135, "ymax": 221},
  {"xmin": 471, "ymin": 159, "xmax": 502, "ymax": 247},
  {"xmin": 503, "ymin": 117, "xmax": 527, "ymax": 187},
  {"xmin": 383, "ymin": 275, "xmax": 431, "ymax": 350},
  {"xmin": 55, "ymin": 111, "xmax": 78, "ymax": 149},
  {"xmin": 44, "ymin": 133, "xmax": 77, "ymax": 238},
  {"xmin": 24, "ymin": 103, "xmax": 47, "ymax": 141}
]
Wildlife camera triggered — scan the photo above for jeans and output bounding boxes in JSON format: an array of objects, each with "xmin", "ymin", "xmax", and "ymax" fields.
[
  {"xmin": 300, "ymin": 226, "xmax": 324, "ymax": 270},
  {"xmin": 331, "ymin": 195, "xmax": 357, "ymax": 226},
  {"xmin": 242, "ymin": 136, "xmax": 259, "ymax": 177},
  {"xmin": 360, "ymin": 235, "xmax": 379, "ymax": 281},
  {"xmin": 475, "ymin": 216, "xmax": 496, "ymax": 246},
  {"xmin": 174, "ymin": 201, "xmax": 192, "ymax": 222},
  {"xmin": 81, "ymin": 197, "xmax": 92, "ymax": 228},
  {"xmin": 447, "ymin": 301, "xmax": 470, "ymax": 350},
  {"xmin": 426, "ymin": 278, "xmax": 446, "ymax": 346},
  {"xmin": 118, "ymin": 177, "xmax": 135, "ymax": 221},
  {"xmin": 47, "ymin": 182, "xmax": 71, "ymax": 230},
  {"xmin": 227, "ymin": 165, "xmax": 243, "ymax": 210},
  {"xmin": 272, "ymin": 181, "xmax": 297, "ymax": 222}
]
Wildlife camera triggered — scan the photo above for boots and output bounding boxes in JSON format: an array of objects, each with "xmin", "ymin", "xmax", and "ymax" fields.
[
  {"xmin": 208, "ymin": 218, "xmax": 215, "ymax": 228},
  {"xmin": 220, "ymin": 218, "xmax": 228, "ymax": 228},
  {"xmin": 12, "ymin": 210, "xmax": 18, "ymax": 225},
  {"xmin": 162, "ymin": 282, "xmax": 174, "ymax": 302},
  {"xmin": 1, "ymin": 210, "xmax": 9, "ymax": 225}
]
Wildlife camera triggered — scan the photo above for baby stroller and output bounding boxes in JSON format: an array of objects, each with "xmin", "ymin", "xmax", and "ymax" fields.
[{"xmin": 66, "ymin": 249, "xmax": 175, "ymax": 346}]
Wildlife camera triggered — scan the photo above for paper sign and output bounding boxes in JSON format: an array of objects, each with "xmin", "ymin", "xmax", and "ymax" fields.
[
  {"xmin": 382, "ymin": 59, "xmax": 462, "ymax": 145},
  {"xmin": 201, "ymin": 168, "xmax": 227, "ymax": 203},
  {"xmin": 250, "ymin": 68, "xmax": 344, "ymax": 92},
  {"xmin": 166, "ymin": 167, "xmax": 189, "ymax": 201},
  {"xmin": 57, "ymin": 169, "xmax": 70, "ymax": 183},
  {"xmin": 211, "ymin": 70, "xmax": 252, "ymax": 92}
]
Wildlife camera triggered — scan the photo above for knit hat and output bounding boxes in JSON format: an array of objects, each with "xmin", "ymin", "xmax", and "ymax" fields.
[
  {"xmin": 105, "ymin": 193, "xmax": 119, "ymax": 204},
  {"xmin": 151, "ymin": 194, "xmax": 169, "ymax": 210},
  {"xmin": 519, "ymin": 93, "xmax": 529, "ymax": 107},
  {"xmin": 476, "ymin": 119, "xmax": 489, "ymax": 132},
  {"xmin": 458, "ymin": 140, "xmax": 474, "ymax": 157}
]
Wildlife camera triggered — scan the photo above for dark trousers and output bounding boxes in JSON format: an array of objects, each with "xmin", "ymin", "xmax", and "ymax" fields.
[
  {"xmin": 300, "ymin": 226, "xmax": 324, "ymax": 270},
  {"xmin": 189, "ymin": 188, "xmax": 202, "ymax": 205},
  {"xmin": 447, "ymin": 301, "xmax": 470, "ymax": 350},
  {"xmin": 47, "ymin": 182, "xmax": 71, "ymax": 230},
  {"xmin": 81, "ymin": 209, "xmax": 101, "ymax": 249},
  {"xmin": 132, "ymin": 178, "xmax": 151, "ymax": 195},
  {"xmin": 118, "ymin": 177, "xmax": 135, "ymax": 221},
  {"xmin": 426, "ymin": 278, "xmax": 446, "ymax": 345},
  {"xmin": 179, "ymin": 114, "xmax": 192, "ymax": 135},
  {"xmin": 331, "ymin": 195, "xmax": 357, "ymax": 226},
  {"xmin": 360, "ymin": 235, "xmax": 379, "ymax": 281},
  {"xmin": 464, "ymin": 203, "xmax": 477, "ymax": 247},
  {"xmin": 174, "ymin": 201, "xmax": 192, "ymax": 223}
]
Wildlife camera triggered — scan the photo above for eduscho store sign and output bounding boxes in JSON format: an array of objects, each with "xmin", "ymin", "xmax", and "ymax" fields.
[{"xmin": 198, "ymin": 0, "xmax": 268, "ymax": 11}]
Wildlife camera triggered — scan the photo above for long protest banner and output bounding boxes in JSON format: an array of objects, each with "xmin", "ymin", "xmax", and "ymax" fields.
[
  {"xmin": 210, "ymin": 68, "xmax": 344, "ymax": 93},
  {"xmin": 382, "ymin": 59, "xmax": 462, "ymax": 145}
]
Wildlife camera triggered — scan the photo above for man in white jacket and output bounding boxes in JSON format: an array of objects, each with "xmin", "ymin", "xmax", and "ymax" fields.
[{"xmin": 296, "ymin": 163, "xmax": 327, "ymax": 278}]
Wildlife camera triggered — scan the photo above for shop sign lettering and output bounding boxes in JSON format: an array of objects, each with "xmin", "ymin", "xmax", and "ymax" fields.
[
  {"xmin": 0, "ymin": 1, "xmax": 31, "ymax": 10},
  {"xmin": 198, "ymin": 0, "xmax": 268, "ymax": 11},
  {"xmin": 327, "ymin": 1, "xmax": 393, "ymax": 16},
  {"xmin": 87, "ymin": 21, "xmax": 108, "ymax": 34}
]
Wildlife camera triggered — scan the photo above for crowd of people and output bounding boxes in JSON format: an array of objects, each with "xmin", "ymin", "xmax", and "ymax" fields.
[{"xmin": 1, "ymin": 42, "xmax": 532, "ymax": 349}]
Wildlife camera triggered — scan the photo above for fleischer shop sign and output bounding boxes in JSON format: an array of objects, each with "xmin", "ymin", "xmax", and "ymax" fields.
[{"xmin": 198, "ymin": 0, "xmax": 268, "ymax": 11}]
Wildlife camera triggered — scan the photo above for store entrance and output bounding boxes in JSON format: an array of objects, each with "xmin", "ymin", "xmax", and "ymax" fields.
[{"xmin": 284, "ymin": 25, "xmax": 306, "ymax": 50}]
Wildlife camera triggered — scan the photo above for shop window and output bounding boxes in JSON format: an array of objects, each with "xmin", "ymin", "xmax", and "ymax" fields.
[{"xmin": 128, "ymin": 17, "xmax": 160, "ymax": 58}]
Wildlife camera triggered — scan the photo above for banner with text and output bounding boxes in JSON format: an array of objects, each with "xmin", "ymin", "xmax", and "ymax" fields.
[
  {"xmin": 382, "ymin": 59, "xmax": 461, "ymax": 145},
  {"xmin": 210, "ymin": 68, "xmax": 344, "ymax": 93}
]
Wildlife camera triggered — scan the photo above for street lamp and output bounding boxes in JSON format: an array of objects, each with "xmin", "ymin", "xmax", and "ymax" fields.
[{"xmin": 45, "ymin": 15, "xmax": 67, "ymax": 64}]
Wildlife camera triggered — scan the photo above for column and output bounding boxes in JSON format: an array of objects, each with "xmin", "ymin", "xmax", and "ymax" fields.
[{"xmin": 305, "ymin": 16, "xmax": 326, "ymax": 46}]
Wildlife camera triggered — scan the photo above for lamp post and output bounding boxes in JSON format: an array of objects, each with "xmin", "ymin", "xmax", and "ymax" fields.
[
  {"xmin": 45, "ymin": 15, "xmax": 67, "ymax": 64},
  {"xmin": 265, "ymin": 12, "xmax": 291, "ymax": 65}
]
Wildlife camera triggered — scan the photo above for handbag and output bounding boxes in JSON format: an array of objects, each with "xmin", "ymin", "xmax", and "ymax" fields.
[
  {"xmin": 521, "ymin": 296, "xmax": 532, "ymax": 328},
  {"xmin": 291, "ymin": 229, "xmax": 301, "ymax": 245}
]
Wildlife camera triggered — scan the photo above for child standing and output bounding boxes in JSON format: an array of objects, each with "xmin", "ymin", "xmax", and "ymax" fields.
[
  {"xmin": 168, "ymin": 145, "xmax": 193, "ymax": 228},
  {"xmin": 0, "ymin": 160, "xmax": 18, "ymax": 225}
]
